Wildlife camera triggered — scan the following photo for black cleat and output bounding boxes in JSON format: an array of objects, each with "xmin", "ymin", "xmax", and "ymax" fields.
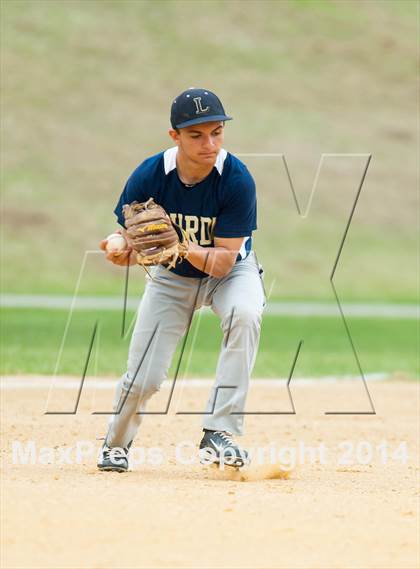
[
  {"xmin": 199, "ymin": 429, "xmax": 249, "ymax": 468},
  {"xmin": 97, "ymin": 442, "xmax": 132, "ymax": 472}
]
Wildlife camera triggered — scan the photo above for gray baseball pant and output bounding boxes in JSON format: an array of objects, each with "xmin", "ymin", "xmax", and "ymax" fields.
[{"xmin": 105, "ymin": 251, "xmax": 265, "ymax": 448}]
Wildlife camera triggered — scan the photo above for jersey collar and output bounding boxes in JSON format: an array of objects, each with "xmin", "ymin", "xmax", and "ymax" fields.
[{"xmin": 163, "ymin": 146, "xmax": 228, "ymax": 176}]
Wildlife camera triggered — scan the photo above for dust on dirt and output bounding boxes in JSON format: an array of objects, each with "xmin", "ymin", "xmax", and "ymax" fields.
[{"xmin": 1, "ymin": 377, "xmax": 419, "ymax": 569}]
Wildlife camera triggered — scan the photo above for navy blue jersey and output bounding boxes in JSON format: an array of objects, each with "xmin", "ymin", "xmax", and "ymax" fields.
[{"xmin": 114, "ymin": 147, "xmax": 257, "ymax": 278}]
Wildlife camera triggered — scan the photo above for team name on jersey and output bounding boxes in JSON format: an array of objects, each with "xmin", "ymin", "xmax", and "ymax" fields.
[{"xmin": 169, "ymin": 213, "xmax": 217, "ymax": 245}]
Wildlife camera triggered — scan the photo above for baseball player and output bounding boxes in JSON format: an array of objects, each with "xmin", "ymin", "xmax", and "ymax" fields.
[{"xmin": 97, "ymin": 88, "xmax": 265, "ymax": 472}]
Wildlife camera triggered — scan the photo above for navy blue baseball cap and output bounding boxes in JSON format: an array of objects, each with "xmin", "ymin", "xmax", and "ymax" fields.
[{"xmin": 170, "ymin": 88, "xmax": 232, "ymax": 129}]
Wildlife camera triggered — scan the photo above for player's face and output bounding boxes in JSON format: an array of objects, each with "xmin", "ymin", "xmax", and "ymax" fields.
[{"xmin": 170, "ymin": 121, "xmax": 224, "ymax": 165}]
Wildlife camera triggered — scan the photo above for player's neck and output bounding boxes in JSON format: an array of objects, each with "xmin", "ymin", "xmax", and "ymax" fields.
[{"xmin": 176, "ymin": 151, "xmax": 215, "ymax": 185}]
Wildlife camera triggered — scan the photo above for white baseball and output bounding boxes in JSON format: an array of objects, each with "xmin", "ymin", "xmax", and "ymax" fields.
[{"xmin": 105, "ymin": 233, "xmax": 127, "ymax": 253}]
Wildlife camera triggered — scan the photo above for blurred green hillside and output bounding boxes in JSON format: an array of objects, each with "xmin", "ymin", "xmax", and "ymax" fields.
[{"xmin": 1, "ymin": 0, "xmax": 418, "ymax": 300}]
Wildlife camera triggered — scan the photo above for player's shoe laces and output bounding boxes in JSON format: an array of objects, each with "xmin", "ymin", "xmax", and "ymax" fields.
[
  {"xmin": 97, "ymin": 442, "xmax": 132, "ymax": 472},
  {"xmin": 199, "ymin": 429, "xmax": 249, "ymax": 468}
]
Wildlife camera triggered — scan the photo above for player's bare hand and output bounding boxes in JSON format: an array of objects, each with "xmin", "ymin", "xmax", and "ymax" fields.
[{"xmin": 100, "ymin": 238, "xmax": 137, "ymax": 266}]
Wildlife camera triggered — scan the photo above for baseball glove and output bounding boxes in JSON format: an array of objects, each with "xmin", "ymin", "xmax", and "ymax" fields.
[{"xmin": 123, "ymin": 198, "xmax": 188, "ymax": 268}]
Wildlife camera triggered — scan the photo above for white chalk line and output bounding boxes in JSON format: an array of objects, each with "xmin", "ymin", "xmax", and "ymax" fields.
[
  {"xmin": 0, "ymin": 373, "xmax": 389, "ymax": 390},
  {"xmin": 1, "ymin": 294, "xmax": 418, "ymax": 318}
]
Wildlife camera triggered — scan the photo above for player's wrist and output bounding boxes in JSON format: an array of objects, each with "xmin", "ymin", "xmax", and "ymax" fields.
[{"xmin": 185, "ymin": 241, "xmax": 200, "ymax": 256}]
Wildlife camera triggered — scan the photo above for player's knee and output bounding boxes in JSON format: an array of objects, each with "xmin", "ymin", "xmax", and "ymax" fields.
[
  {"xmin": 223, "ymin": 305, "xmax": 262, "ymax": 330},
  {"xmin": 122, "ymin": 373, "xmax": 161, "ymax": 400}
]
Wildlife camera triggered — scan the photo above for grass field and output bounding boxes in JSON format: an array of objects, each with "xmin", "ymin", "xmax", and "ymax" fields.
[
  {"xmin": 2, "ymin": 307, "xmax": 418, "ymax": 378},
  {"xmin": 1, "ymin": 0, "xmax": 418, "ymax": 301}
]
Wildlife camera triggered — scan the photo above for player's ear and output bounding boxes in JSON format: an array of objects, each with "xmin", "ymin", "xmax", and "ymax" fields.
[{"xmin": 168, "ymin": 128, "xmax": 180, "ymax": 144}]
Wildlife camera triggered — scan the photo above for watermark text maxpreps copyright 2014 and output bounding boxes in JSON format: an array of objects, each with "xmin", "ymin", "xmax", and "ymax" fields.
[{"xmin": 8, "ymin": 439, "xmax": 408, "ymax": 469}]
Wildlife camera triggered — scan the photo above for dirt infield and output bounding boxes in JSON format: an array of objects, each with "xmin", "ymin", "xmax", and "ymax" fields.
[{"xmin": 1, "ymin": 377, "xmax": 419, "ymax": 569}]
